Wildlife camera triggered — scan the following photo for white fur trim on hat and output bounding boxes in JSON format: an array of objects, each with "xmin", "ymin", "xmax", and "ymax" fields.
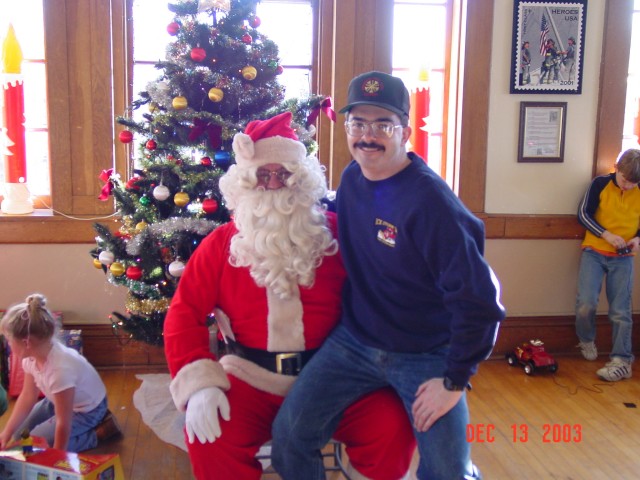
[
  {"xmin": 169, "ymin": 358, "xmax": 230, "ymax": 412},
  {"xmin": 232, "ymin": 132, "xmax": 307, "ymax": 169}
]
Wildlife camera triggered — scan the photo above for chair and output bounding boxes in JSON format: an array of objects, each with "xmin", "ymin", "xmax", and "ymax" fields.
[{"xmin": 257, "ymin": 439, "xmax": 351, "ymax": 479}]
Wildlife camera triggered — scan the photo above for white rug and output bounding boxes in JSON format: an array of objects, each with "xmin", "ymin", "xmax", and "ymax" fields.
[
  {"xmin": 133, "ymin": 373, "xmax": 272, "ymax": 466},
  {"xmin": 133, "ymin": 374, "xmax": 187, "ymax": 451}
]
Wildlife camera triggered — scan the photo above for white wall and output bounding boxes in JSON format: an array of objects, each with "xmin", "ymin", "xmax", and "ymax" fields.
[
  {"xmin": 485, "ymin": 1, "xmax": 606, "ymax": 215},
  {"xmin": 0, "ymin": 244, "xmax": 126, "ymax": 324}
]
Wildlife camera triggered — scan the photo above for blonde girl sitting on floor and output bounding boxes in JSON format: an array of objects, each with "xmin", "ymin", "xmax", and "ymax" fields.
[{"xmin": 0, "ymin": 293, "xmax": 120, "ymax": 452}]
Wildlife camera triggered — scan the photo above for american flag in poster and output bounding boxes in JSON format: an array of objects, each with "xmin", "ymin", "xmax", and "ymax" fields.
[{"xmin": 539, "ymin": 13, "xmax": 549, "ymax": 55}]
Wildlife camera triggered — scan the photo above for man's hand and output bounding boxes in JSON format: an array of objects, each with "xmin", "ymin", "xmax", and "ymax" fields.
[
  {"xmin": 411, "ymin": 378, "xmax": 463, "ymax": 432},
  {"xmin": 185, "ymin": 387, "xmax": 230, "ymax": 444}
]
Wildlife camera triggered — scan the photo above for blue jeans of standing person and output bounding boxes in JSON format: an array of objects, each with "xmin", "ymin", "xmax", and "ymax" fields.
[
  {"xmin": 15, "ymin": 396, "xmax": 107, "ymax": 452},
  {"xmin": 576, "ymin": 248, "xmax": 635, "ymax": 362},
  {"xmin": 271, "ymin": 324, "xmax": 478, "ymax": 480}
]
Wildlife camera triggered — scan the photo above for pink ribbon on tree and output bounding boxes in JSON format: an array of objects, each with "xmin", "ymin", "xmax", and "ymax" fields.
[
  {"xmin": 307, "ymin": 97, "xmax": 336, "ymax": 125},
  {"xmin": 98, "ymin": 168, "xmax": 114, "ymax": 201},
  {"xmin": 188, "ymin": 118, "xmax": 222, "ymax": 149}
]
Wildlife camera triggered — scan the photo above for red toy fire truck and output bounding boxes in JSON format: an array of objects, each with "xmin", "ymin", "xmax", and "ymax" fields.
[{"xmin": 505, "ymin": 339, "xmax": 558, "ymax": 375}]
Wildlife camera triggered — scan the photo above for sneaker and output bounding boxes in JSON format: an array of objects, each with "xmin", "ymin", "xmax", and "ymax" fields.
[
  {"xmin": 596, "ymin": 357, "xmax": 632, "ymax": 382},
  {"xmin": 95, "ymin": 410, "xmax": 123, "ymax": 442},
  {"xmin": 577, "ymin": 341, "xmax": 598, "ymax": 361}
]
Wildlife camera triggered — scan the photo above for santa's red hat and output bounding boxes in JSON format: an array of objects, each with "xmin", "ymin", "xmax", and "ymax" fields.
[{"xmin": 233, "ymin": 111, "xmax": 306, "ymax": 168}]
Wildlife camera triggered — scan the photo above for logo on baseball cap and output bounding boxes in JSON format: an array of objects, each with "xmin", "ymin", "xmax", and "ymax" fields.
[{"xmin": 339, "ymin": 71, "xmax": 410, "ymax": 120}]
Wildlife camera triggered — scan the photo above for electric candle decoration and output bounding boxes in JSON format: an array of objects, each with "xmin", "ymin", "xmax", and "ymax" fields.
[
  {"xmin": 1, "ymin": 23, "xmax": 32, "ymax": 214},
  {"xmin": 409, "ymin": 67, "xmax": 430, "ymax": 163}
]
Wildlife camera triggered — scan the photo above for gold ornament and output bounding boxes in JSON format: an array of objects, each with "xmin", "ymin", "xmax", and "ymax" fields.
[
  {"xmin": 110, "ymin": 262, "xmax": 125, "ymax": 276},
  {"xmin": 208, "ymin": 87, "xmax": 224, "ymax": 102},
  {"xmin": 135, "ymin": 220, "xmax": 148, "ymax": 233},
  {"xmin": 93, "ymin": 258, "xmax": 103, "ymax": 269},
  {"xmin": 174, "ymin": 191, "xmax": 190, "ymax": 207},
  {"xmin": 172, "ymin": 96, "xmax": 188, "ymax": 110},
  {"xmin": 241, "ymin": 66, "xmax": 257, "ymax": 81}
]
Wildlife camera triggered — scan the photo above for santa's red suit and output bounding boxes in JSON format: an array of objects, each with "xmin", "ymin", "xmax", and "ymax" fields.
[{"xmin": 164, "ymin": 213, "xmax": 415, "ymax": 480}]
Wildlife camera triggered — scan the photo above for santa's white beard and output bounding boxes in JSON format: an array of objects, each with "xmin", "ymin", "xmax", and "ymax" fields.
[{"xmin": 229, "ymin": 187, "xmax": 336, "ymax": 299}]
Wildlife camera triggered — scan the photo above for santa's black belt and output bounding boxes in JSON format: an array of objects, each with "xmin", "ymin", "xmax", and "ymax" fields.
[{"xmin": 225, "ymin": 339, "xmax": 317, "ymax": 376}]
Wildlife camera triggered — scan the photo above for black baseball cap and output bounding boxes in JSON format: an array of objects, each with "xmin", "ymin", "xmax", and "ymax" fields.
[{"xmin": 339, "ymin": 71, "xmax": 410, "ymax": 120}]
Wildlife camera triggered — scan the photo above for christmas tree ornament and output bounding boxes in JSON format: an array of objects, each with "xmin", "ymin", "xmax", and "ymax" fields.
[
  {"xmin": 174, "ymin": 191, "xmax": 190, "ymax": 207},
  {"xmin": 249, "ymin": 16, "xmax": 261, "ymax": 28},
  {"xmin": 197, "ymin": 0, "xmax": 230, "ymax": 13},
  {"xmin": 202, "ymin": 198, "xmax": 218, "ymax": 214},
  {"xmin": 214, "ymin": 150, "xmax": 232, "ymax": 170},
  {"xmin": 241, "ymin": 33, "xmax": 252, "ymax": 44},
  {"xmin": 200, "ymin": 156, "xmax": 212, "ymax": 166},
  {"xmin": 172, "ymin": 96, "xmax": 188, "ymax": 110},
  {"xmin": 145, "ymin": 139, "xmax": 157, "ymax": 150},
  {"xmin": 135, "ymin": 220, "xmax": 148, "ymax": 232},
  {"xmin": 139, "ymin": 195, "xmax": 151, "ymax": 206},
  {"xmin": 168, "ymin": 260, "xmax": 186, "ymax": 277},
  {"xmin": 110, "ymin": 262, "xmax": 126, "ymax": 277},
  {"xmin": 118, "ymin": 130, "xmax": 133, "ymax": 143},
  {"xmin": 98, "ymin": 251, "xmax": 115, "ymax": 265},
  {"xmin": 167, "ymin": 22, "xmax": 180, "ymax": 36},
  {"xmin": 125, "ymin": 177, "xmax": 141, "ymax": 190},
  {"xmin": 208, "ymin": 87, "xmax": 224, "ymax": 102},
  {"xmin": 126, "ymin": 265, "xmax": 143, "ymax": 281},
  {"xmin": 190, "ymin": 47, "xmax": 206, "ymax": 62},
  {"xmin": 276, "ymin": 65, "xmax": 284, "ymax": 75},
  {"xmin": 93, "ymin": 258, "xmax": 103, "ymax": 269},
  {"xmin": 153, "ymin": 184, "xmax": 171, "ymax": 201},
  {"xmin": 242, "ymin": 66, "xmax": 257, "ymax": 81},
  {"xmin": 148, "ymin": 102, "xmax": 158, "ymax": 113}
]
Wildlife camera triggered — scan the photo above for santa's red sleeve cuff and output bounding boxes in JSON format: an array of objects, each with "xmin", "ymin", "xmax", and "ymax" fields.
[{"xmin": 169, "ymin": 358, "xmax": 230, "ymax": 411}]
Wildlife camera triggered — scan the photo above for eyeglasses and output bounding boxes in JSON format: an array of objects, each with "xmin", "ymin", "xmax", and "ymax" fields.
[
  {"xmin": 344, "ymin": 120, "xmax": 403, "ymax": 138},
  {"xmin": 256, "ymin": 168, "xmax": 292, "ymax": 185}
]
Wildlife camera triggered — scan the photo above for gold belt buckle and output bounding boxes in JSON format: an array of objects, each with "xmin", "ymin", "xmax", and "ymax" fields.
[{"xmin": 276, "ymin": 352, "xmax": 302, "ymax": 375}]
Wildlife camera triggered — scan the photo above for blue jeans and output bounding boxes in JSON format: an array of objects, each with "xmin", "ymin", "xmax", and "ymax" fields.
[
  {"xmin": 575, "ymin": 248, "xmax": 634, "ymax": 362},
  {"xmin": 271, "ymin": 324, "xmax": 477, "ymax": 480},
  {"xmin": 15, "ymin": 396, "xmax": 107, "ymax": 452}
]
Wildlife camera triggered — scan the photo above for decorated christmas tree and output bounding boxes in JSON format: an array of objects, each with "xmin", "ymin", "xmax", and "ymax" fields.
[{"xmin": 91, "ymin": 0, "xmax": 332, "ymax": 346}]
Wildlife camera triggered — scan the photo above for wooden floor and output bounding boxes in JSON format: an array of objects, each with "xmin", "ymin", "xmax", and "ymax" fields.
[{"xmin": 1, "ymin": 356, "xmax": 639, "ymax": 479}]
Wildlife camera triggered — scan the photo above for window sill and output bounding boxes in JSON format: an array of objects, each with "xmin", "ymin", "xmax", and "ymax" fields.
[{"xmin": 0, "ymin": 209, "xmax": 109, "ymax": 244}]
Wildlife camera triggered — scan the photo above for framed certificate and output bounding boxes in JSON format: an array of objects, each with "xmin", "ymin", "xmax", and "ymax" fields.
[{"xmin": 518, "ymin": 102, "xmax": 567, "ymax": 163}]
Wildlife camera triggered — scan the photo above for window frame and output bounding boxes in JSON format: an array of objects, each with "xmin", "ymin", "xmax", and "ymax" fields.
[{"xmin": 0, "ymin": 0, "xmax": 633, "ymax": 243}]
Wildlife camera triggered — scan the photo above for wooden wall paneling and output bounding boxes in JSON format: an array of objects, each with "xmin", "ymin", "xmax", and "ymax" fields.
[
  {"xmin": 593, "ymin": 0, "xmax": 634, "ymax": 176},
  {"xmin": 44, "ymin": 0, "xmax": 73, "ymax": 214},
  {"xmin": 457, "ymin": 0, "xmax": 493, "ymax": 214}
]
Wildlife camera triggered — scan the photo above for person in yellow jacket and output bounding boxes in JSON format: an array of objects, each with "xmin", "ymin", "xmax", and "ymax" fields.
[{"xmin": 576, "ymin": 148, "xmax": 640, "ymax": 381}]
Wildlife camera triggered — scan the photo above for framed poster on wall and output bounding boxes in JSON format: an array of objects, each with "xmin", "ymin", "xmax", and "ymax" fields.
[{"xmin": 510, "ymin": 0, "xmax": 587, "ymax": 94}]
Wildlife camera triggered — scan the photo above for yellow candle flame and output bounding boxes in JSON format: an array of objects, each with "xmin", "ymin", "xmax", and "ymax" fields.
[{"xmin": 2, "ymin": 24, "xmax": 23, "ymax": 74}]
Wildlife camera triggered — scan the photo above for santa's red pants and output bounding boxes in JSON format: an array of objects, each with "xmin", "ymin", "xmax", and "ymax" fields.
[{"xmin": 186, "ymin": 375, "xmax": 416, "ymax": 479}]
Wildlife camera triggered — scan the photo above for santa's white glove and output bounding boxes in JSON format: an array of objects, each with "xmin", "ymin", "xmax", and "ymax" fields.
[{"xmin": 185, "ymin": 387, "xmax": 230, "ymax": 444}]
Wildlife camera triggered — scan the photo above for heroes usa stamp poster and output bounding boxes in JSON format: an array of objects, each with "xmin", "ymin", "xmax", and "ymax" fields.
[{"xmin": 511, "ymin": 1, "xmax": 587, "ymax": 94}]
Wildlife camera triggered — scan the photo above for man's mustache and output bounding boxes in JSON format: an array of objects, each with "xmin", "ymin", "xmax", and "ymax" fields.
[{"xmin": 354, "ymin": 141, "xmax": 385, "ymax": 150}]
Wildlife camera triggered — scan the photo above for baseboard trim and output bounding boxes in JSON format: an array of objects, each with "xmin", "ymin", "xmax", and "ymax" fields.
[{"xmin": 70, "ymin": 314, "xmax": 640, "ymax": 368}]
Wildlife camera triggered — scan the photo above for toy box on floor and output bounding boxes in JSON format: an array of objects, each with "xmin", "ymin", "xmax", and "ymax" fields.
[{"xmin": 0, "ymin": 436, "xmax": 123, "ymax": 479}]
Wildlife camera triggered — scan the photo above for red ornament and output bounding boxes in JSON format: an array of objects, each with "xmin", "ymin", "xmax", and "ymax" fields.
[
  {"xmin": 167, "ymin": 22, "xmax": 180, "ymax": 36},
  {"xmin": 146, "ymin": 139, "xmax": 157, "ymax": 150},
  {"xmin": 190, "ymin": 47, "xmax": 206, "ymax": 62},
  {"xmin": 242, "ymin": 33, "xmax": 252, "ymax": 44},
  {"xmin": 126, "ymin": 177, "xmax": 141, "ymax": 190},
  {"xmin": 126, "ymin": 265, "xmax": 143, "ymax": 281},
  {"xmin": 276, "ymin": 65, "xmax": 284, "ymax": 75},
  {"xmin": 201, "ymin": 156, "xmax": 212, "ymax": 166},
  {"xmin": 202, "ymin": 198, "xmax": 219, "ymax": 214},
  {"xmin": 119, "ymin": 130, "xmax": 133, "ymax": 143},
  {"xmin": 249, "ymin": 16, "xmax": 261, "ymax": 28}
]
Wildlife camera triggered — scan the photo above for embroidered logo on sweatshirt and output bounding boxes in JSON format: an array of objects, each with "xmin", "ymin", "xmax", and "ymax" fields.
[{"xmin": 375, "ymin": 218, "xmax": 397, "ymax": 247}]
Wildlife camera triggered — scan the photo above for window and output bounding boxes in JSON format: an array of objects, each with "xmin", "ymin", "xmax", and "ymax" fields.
[
  {"xmin": 0, "ymin": 1, "xmax": 49, "ymax": 198},
  {"xmin": 622, "ymin": 0, "xmax": 640, "ymax": 151}
]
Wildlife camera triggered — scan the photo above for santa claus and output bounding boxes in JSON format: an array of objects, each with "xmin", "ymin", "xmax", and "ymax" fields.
[{"xmin": 163, "ymin": 112, "xmax": 415, "ymax": 479}]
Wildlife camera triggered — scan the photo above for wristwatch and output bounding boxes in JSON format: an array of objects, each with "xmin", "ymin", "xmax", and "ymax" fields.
[{"xmin": 443, "ymin": 376, "xmax": 467, "ymax": 392}]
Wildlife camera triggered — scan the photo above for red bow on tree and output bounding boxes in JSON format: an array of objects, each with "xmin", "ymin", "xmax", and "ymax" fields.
[
  {"xmin": 307, "ymin": 97, "xmax": 336, "ymax": 125},
  {"xmin": 98, "ymin": 168, "xmax": 114, "ymax": 201},
  {"xmin": 188, "ymin": 118, "xmax": 222, "ymax": 149}
]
